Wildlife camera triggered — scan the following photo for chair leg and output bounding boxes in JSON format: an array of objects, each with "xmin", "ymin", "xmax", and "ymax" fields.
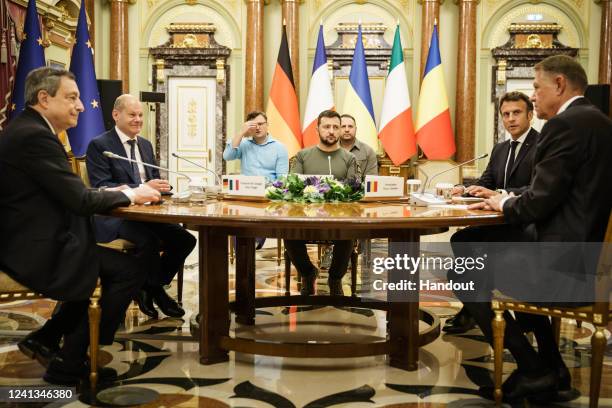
[
  {"xmin": 88, "ymin": 284, "xmax": 102, "ymax": 394},
  {"xmin": 229, "ymin": 236, "xmax": 235, "ymax": 265},
  {"xmin": 350, "ymin": 250, "xmax": 358, "ymax": 296},
  {"xmin": 177, "ymin": 265, "xmax": 184, "ymax": 306},
  {"xmin": 589, "ymin": 326, "xmax": 606, "ymax": 408},
  {"xmin": 277, "ymin": 239, "xmax": 282, "ymax": 267},
  {"xmin": 492, "ymin": 309, "xmax": 506, "ymax": 406},
  {"xmin": 552, "ymin": 316, "xmax": 561, "ymax": 345},
  {"xmin": 284, "ymin": 249, "xmax": 292, "ymax": 296}
]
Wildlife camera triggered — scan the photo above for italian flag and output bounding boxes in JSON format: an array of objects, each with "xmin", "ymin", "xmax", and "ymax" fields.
[{"xmin": 378, "ymin": 25, "xmax": 417, "ymax": 165}]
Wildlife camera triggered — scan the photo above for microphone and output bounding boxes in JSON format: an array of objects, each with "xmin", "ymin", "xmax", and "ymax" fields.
[
  {"xmin": 102, "ymin": 151, "xmax": 192, "ymax": 181},
  {"xmin": 419, "ymin": 153, "xmax": 488, "ymax": 194},
  {"xmin": 327, "ymin": 156, "xmax": 332, "ymax": 176},
  {"xmin": 171, "ymin": 153, "xmax": 222, "ymax": 186}
]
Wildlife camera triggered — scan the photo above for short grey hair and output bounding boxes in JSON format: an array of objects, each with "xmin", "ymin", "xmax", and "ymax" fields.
[
  {"xmin": 113, "ymin": 94, "xmax": 140, "ymax": 111},
  {"xmin": 535, "ymin": 55, "xmax": 588, "ymax": 93},
  {"xmin": 25, "ymin": 67, "xmax": 75, "ymax": 106}
]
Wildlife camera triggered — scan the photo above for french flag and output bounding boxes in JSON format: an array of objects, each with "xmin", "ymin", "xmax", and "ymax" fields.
[{"xmin": 302, "ymin": 25, "xmax": 334, "ymax": 147}]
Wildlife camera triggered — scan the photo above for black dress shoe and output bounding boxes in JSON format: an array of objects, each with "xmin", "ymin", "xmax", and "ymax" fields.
[
  {"xmin": 328, "ymin": 279, "xmax": 344, "ymax": 296},
  {"xmin": 443, "ymin": 308, "xmax": 476, "ymax": 334},
  {"xmin": 152, "ymin": 287, "xmax": 185, "ymax": 318},
  {"xmin": 529, "ymin": 363, "xmax": 579, "ymax": 403},
  {"xmin": 44, "ymin": 356, "xmax": 117, "ymax": 386},
  {"xmin": 18, "ymin": 331, "xmax": 59, "ymax": 368},
  {"xmin": 135, "ymin": 289, "xmax": 159, "ymax": 319},
  {"xmin": 502, "ymin": 369, "xmax": 558, "ymax": 402}
]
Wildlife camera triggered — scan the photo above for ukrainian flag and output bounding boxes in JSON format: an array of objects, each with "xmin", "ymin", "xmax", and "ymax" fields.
[{"xmin": 342, "ymin": 25, "xmax": 377, "ymax": 150}]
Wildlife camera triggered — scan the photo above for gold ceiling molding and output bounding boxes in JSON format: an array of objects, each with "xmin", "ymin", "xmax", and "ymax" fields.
[
  {"xmin": 335, "ymin": 22, "xmax": 388, "ymax": 32},
  {"xmin": 165, "ymin": 23, "xmax": 217, "ymax": 32}
]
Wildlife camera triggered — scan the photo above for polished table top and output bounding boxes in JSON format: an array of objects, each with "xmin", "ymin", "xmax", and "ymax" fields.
[{"xmin": 111, "ymin": 199, "xmax": 504, "ymax": 230}]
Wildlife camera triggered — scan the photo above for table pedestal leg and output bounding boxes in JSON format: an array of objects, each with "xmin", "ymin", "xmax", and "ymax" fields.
[
  {"xmin": 199, "ymin": 227, "xmax": 229, "ymax": 364},
  {"xmin": 388, "ymin": 235, "xmax": 420, "ymax": 370},
  {"xmin": 235, "ymin": 237, "xmax": 256, "ymax": 325}
]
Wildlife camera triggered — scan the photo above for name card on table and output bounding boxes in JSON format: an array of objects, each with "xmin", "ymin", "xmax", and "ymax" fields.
[
  {"xmin": 222, "ymin": 175, "xmax": 266, "ymax": 197},
  {"xmin": 363, "ymin": 175, "xmax": 404, "ymax": 198}
]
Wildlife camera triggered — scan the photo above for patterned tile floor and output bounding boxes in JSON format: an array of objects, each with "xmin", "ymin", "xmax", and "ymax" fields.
[{"xmin": 0, "ymin": 238, "xmax": 610, "ymax": 407}]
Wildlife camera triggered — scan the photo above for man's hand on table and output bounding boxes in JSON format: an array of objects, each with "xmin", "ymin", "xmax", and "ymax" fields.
[
  {"xmin": 132, "ymin": 184, "xmax": 161, "ymax": 204},
  {"xmin": 465, "ymin": 185, "xmax": 499, "ymax": 198},
  {"xmin": 467, "ymin": 192, "xmax": 512, "ymax": 212}
]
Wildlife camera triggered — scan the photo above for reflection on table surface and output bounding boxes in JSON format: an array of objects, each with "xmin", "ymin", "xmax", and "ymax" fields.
[{"xmin": 111, "ymin": 199, "xmax": 503, "ymax": 227}]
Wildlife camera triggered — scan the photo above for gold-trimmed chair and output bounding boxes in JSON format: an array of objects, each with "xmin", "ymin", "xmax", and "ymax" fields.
[
  {"xmin": 491, "ymin": 211, "xmax": 612, "ymax": 408},
  {"xmin": 0, "ymin": 270, "xmax": 102, "ymax": 392}
]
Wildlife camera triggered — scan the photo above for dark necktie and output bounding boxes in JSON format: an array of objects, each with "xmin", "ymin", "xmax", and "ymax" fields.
[
  {"xmin": 504, "ymin": 140, "xmax": 519, "ymax": 188},
  {"xmin": 127, "ymin": 139, "xmax": 142, "ymax": 184}
]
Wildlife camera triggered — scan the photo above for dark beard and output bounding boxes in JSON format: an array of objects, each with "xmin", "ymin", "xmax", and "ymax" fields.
[{"xmin": 319, "ymin": 137, "xmax": 338, "ymax": 147}]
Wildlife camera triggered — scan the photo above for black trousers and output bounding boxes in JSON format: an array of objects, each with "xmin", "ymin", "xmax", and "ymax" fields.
[
  {"xmin": 451, "ymin": 224, "xmax": 562, "ymax": 374},
  {"xmin": 117, "ymin": 221, "xmax": 196, "ymax": 287},
  {"xmin": 284, "ymin": 240, "xmax": 353, "ymax": 280},
  {"xmin": 38, "ymin": 245, "xmax": 147, "ymax": 361}
]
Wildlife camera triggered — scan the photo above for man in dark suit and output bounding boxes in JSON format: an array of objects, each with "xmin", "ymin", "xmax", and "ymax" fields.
[
  {"xmin": 86, "ymin": 94, "xmax": 196, "ymax": 319},
  {"xmin": 0, "ymin": 67, "xmax": 161, "ymax": 385},
  {"xmin": 444, "ymin": 92, "xmax": 539, "ymax": 334},
  {"xmin": 462, "ymin": 55, "xmax": 612, "ymax": 402}
]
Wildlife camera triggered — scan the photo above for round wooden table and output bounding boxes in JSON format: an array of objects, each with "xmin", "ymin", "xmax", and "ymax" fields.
[{"xmin": 112, "ymin": 199, "xmax": 503, "ymax": 370}]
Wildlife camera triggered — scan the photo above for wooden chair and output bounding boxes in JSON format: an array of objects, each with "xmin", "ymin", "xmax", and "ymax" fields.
[
  {"xmin": 491, "ymin": 211, "xmax": 612, "ymax": 407},
  {"xmin": 284, "ymin": 240, "xmax": 359, "ymax": 296},
  {"xmin": 0, "ymin": 270, "xmax": 102, "ymax": 392}
]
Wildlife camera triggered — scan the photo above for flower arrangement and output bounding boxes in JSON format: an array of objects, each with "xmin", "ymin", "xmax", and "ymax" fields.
[{"xmin": 265, "ymin": 174, "xmax": 364, "ymax": 203}]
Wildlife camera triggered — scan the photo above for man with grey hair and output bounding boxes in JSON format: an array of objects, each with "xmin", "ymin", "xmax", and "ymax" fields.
[
  {"xmin": 460, "ymin": 55, "xmax": 612, "ymax": 402},
  {"xmin": 0, "ymin": 67, "xmax": 160, "ymax": 385},
  {"xmin": 87, "ymin": 94, "xmax": 196, "ymax": 319}
]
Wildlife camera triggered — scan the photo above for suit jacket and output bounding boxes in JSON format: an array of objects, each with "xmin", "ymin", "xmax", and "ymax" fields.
[
  {"xmin": 504, "ymin": 98, "xmax": 612, "ymax": 242},
  {"xmin": 477, "ymin": 128, "xmax": 539, "ymax": 194},
  {"xmin": 0, "ymin": 108, "xmax": 130, "ymax": 301},
  {"xmin": 86, "ymin": 129, "xmax": 159, "ymax": 242}
]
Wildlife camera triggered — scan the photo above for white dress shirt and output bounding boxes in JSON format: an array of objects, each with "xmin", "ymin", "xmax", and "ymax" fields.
[{"xmin": 115, "ymin": 126, "xmax": 147, "ymax": 183}]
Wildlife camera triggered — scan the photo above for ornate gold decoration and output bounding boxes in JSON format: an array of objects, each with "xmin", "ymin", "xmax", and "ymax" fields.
[
  {"xmin": 509, "ymin": 23, "xmax": 561, "ymax": 49},
  {"xmin": 593, "ymin": 313, "xmax": 602, "ymax": 324},
  {"xmin": 496, "ymin": 59, "xmax": 506, "ymax": 85},
  {"xmin": 335, "ymin": 23, "xmax": 388, "ymax": 49},
  {"xmin": 182, "ymin": 33, "xmax": 199, "ymax": 47},
  {"xmin": 186, "ymin": 0, "xmax": 197, "ymax": 4},
  {"xmin": 187, "ymin": 99, "xmax": 198, "ymax": 138},
  {"xmin": 155, "ymin": 58, "xmax": 165, "ymax": 83},
  {"xmin": 216, "ymin": 58, "xmax": 225, "ymax": 84},
  {"xmin": 525, "ymin": 33, "xmax": 543, "ymax": 48},
  {"xmin": 166, "ymin": 23, "xmax": 216, "ymax": 48}
]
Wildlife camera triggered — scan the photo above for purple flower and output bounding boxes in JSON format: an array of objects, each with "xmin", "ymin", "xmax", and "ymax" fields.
[
  {"xmin": 305, "ymin": 176, "xmax": 319, "ymax": 186},
  {"xmin": 272, "ymin": 180, "xmax": 284, "ymax": 188},
  {"xmin": 318, "ymin": 184, "xmax": 331, "ymax": 194}
]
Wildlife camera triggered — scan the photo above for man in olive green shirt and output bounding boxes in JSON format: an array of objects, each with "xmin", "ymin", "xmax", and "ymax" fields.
[
  {"xmin": 340, "ymin": 114, "xmax": 378, "ymax": 178},
  {"xmin": 286, "ymin": 110, "xmax": 356, "ymax": 296}
]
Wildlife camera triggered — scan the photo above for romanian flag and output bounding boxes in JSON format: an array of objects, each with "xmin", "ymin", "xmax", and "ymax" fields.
[
  {"xmin": 8, "ymin": 0, "xmax": 45, "ymax": 120},
  {"xmin": 366, "ymin": 181, "xmax": 378, "ymax": 193},
  {"xmin": 415, "ymin": 23, "xmax": 455, "ymax": 159},
  {"xmin": 266, "ymin": 24, "xmax": 302, "ymax": 157},
  {"xmin": 342, "ymin": 25, "xmax": 377, "ymax": 150},
  {"xmin": 67, "ymin": 0, "xmax": 105, "ymax": 157},
  {"xmin": 302, "ymin": 25, "xmax": 334, "ymax": 147},
  {"xmin": 378, "ymin": 25, "xmax": 416, "ymax": 165}
]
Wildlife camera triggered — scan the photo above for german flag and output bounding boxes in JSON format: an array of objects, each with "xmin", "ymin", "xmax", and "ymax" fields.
[{"xmin": 266, "ymin": 24, "xmax": 302, "ymax": 157}]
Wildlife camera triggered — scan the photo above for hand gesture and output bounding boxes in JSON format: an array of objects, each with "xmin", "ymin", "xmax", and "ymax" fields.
[{"xmin": 241, "ymin": 120, "xmax": 257, "ymax": 137}]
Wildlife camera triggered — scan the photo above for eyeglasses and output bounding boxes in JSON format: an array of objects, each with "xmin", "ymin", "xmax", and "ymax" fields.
[{"xmin": 253, "ymin": 122, "xmax": 267, "ymax": 127}]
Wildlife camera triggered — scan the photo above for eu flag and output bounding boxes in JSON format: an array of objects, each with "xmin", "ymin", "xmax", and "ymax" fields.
[
  {"xmin": 9, "ymin": 0, "xmax": 45, "ymax": 120},
  {"xmin": 67, "ymin": 0, "xmax": 104, "ymax": 157}
]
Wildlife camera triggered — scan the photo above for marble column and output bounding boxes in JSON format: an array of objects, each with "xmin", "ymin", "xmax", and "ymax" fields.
[
  {"xmin": 109, "ymin": 0, "xmax": 129, "ymax": 93},
  {"xmin": 86, "ymin": 0, "xmax": 95, "ymax": 48},
  {"xmin": 597, "ymin": 0, "xmax": 612, "ymax": 117},
  {"xmin": 418, "ymin": 0, "xmax": 442, "ymax": 79},
  {"xmin": 454, "ymin": 0, "xmax": 478, "ymax": 162},
  {"xmin": 244, "ymin": 0, "xmax": 265, "ymax": 115},
  {"xmin": 281, "ymin": 0, "xmax": 300, "ymax": 98}
]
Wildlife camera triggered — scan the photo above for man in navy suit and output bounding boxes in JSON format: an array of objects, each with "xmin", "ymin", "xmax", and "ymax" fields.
[
  {"xmin": 86, "ymin": 94, "xmax": 196, "ymax": 319},
  {"xmin": 445, "ymin": 92, "xmax": 539, "ymax": 334}
]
